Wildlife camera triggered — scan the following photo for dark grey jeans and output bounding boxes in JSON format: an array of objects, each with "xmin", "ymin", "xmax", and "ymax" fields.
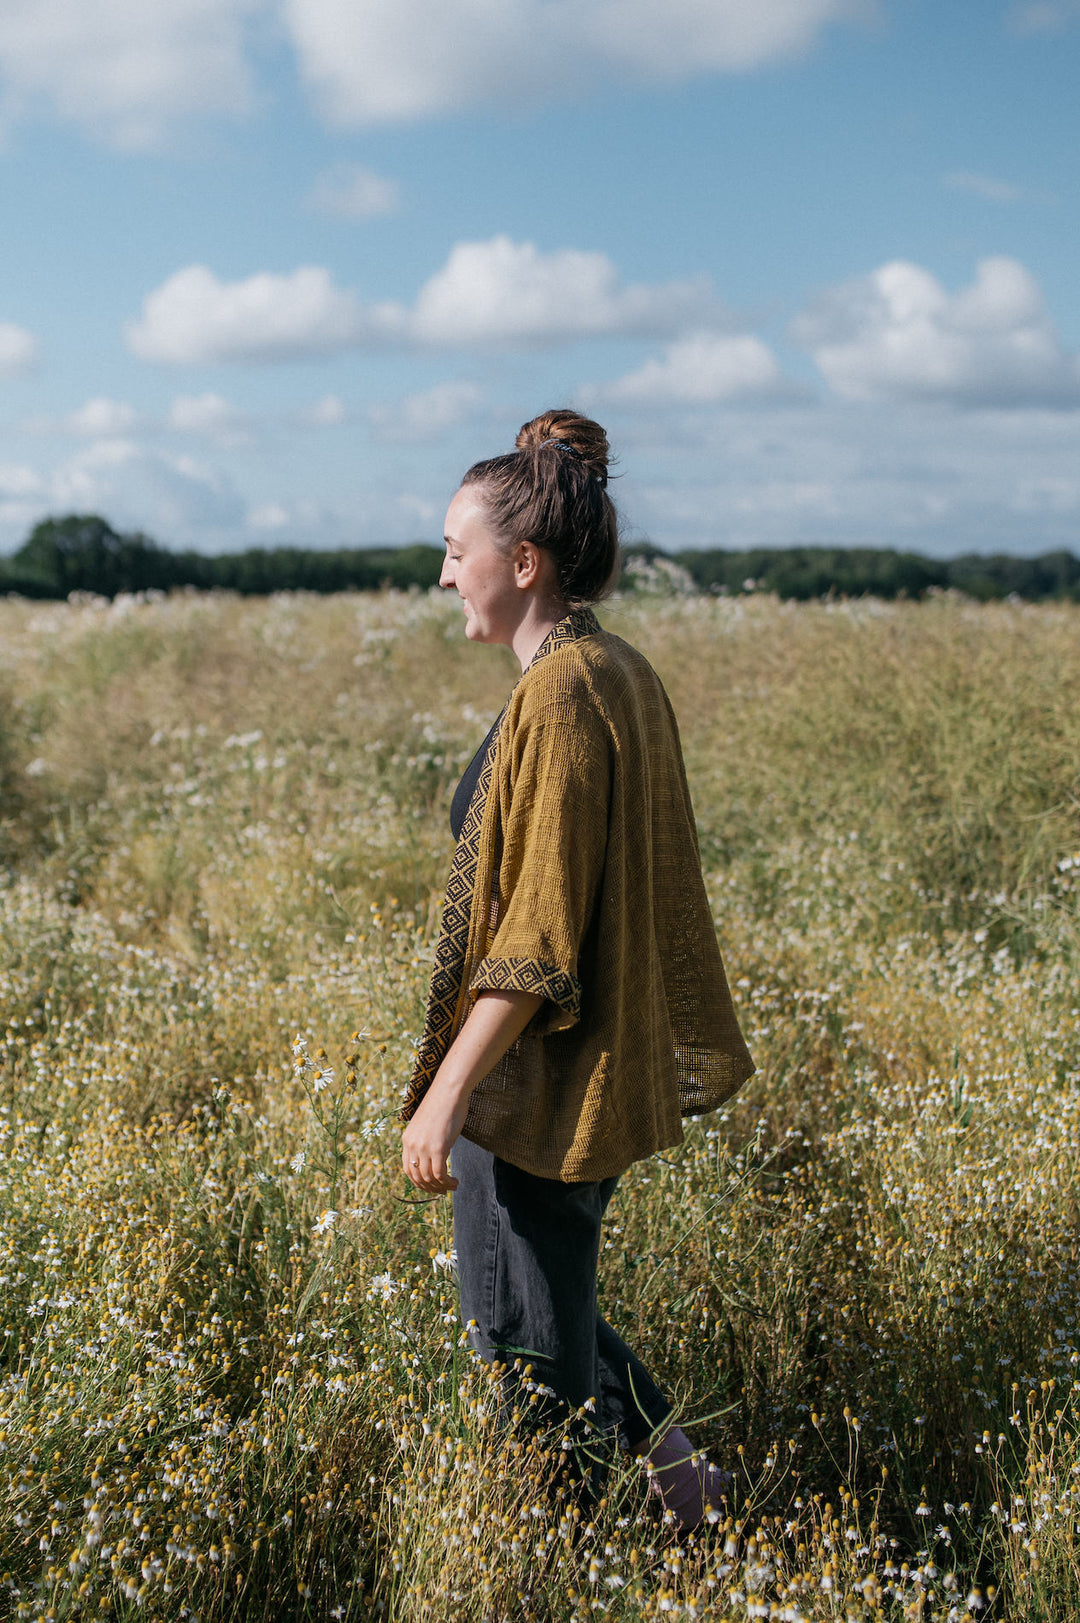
[{"xmin": 451, "ymin": 1135, "xmax": 672, "ymax": 1452}]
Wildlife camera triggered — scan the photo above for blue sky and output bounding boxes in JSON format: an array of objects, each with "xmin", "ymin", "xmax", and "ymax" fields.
[{"xmin": 1, "ymin": 0, "xmax": 1077, "ymax": 558}]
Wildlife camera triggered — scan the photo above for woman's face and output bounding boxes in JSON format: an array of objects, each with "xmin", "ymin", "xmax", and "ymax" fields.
[{"xmin": 440, "ymin": 487, "xmax": 524, "ymax": 647}]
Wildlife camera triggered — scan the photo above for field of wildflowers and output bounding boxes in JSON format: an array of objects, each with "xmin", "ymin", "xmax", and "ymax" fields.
[{"xmin": 1, "ymin": 585, "xmax": 1079, "ymax": 1621}]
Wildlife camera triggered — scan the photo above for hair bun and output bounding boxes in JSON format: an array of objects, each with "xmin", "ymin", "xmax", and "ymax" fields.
[
  {"xmin": 516, "ymin": 409, "xmax": 611, "ymax": 486},
  {"xmin": 461, "ymin": 407, "xmax": 620, "ymax": 602}
]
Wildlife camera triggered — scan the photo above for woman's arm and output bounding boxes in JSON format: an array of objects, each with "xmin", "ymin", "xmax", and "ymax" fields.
[{"xmin": 401, "ymin": 989, "xmax": 542, "ymax": 1194}]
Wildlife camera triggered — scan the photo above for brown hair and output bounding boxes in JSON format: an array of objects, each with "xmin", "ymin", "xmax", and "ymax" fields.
[{"xmin": 460, "ymin": 409, "xmax": 620, "ymax": 605}]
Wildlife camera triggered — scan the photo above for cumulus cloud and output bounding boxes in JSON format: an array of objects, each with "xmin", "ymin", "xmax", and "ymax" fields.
[
  {"xmin": 0, "ymin": 322, "xmax": 39, "ymax": 375},
  {"xmin": 615, "ymin": 402, "xmax": 1080, "ymax": 553},
  {"xmin": 281, "ymin": 0, "xmax": 867, "ymax": 125},
  {"xmin": 22, "ymin": 397, "xmax": 138, "ymax": 437},
  {"xmin": 0, "ymin": 0, "xmax": 257, "ymax": 149},
  {"xmin": 68, "ymin": 397, "xmax": 138, "ymax": 436},
  {"xmin": 298, "ymin": 393, "xmax": 348, "ymax": 426},
  {"xmin": 246, "ymin": 502, "xmax": 291, "ymax": 531},
  {"xmin": 369, "ymin": 380, "xmax": 484, "ymax": 442},
  {"xmin": 244, "ymin": 497, "xmax": 341, "ymax": 537},
  {"xmin": 409, "ymin": 237, "xmax": 713, "ymax": 347},
  {"xmin": 0, "ymin": 0, "xmax": 868, "ymax": 146},
  {"xmin": 0, "ymin": 438, "xmax": 248, "ymax": 554},
  {"xmin": 793, "ymin": 256, "xmax": 1080, "ymax": 407},
  {"xmin": 167, "ymin": 391, "xmax": 252, "ymax": 444},
  {"xmin": 591, "ymin": 331, "xmax": 787, "ymax": 406},
  {"xmin": 0, "ymin": 463, "xmax": 44, "ymax": 498},
  {"xmin": 125, "ymin": 238, "xmax": 718, "ymax": 364},
  {"xmin": 306, "ymin": 163, "xmax": 399, "ymax": 218},
  {"xmin": 48, "ymin": 438, "xmax": 246, "ymax": 541},
  {"xmin": 125, "ymin": 264, "xmax": 382, "ymax": 364}
]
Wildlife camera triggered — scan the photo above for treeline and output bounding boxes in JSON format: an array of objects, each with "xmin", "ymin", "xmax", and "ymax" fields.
[
  {"xmin": 3, "ymin": 513, "xmax": 1080, "ymax": 604},
  {"xmin": 0, "ymin": 515, "xmax": 445, "ymax": 600},
  {"xmin": 647, "ymin": 543, "xmax": 1080, "ymax": 603}
]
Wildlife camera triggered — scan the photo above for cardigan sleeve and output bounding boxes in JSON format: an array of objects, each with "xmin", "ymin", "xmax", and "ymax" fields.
[{"xmin": 468, "ymin": 691, "xmax": 610, "ymax": 1033}]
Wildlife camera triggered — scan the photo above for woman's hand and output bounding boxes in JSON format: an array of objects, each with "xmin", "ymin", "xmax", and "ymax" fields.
[
  {"xmin": 401, "ymin": 1081, "xmax": 469, "ymax": 1194},
  {"xmin": 400, "ymin": 988, "xmax": 543, "ymax": 1196}
]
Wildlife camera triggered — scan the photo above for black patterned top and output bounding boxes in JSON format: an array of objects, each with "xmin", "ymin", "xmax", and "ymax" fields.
[{"xmin": 450, "ymin": 715, "xmax": 502, "ymax": 842}]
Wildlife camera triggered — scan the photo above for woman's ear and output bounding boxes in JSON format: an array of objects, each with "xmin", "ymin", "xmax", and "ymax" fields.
[{"xmin": 513, "ymin": 540, "xmax": 544, "ymax": 589}]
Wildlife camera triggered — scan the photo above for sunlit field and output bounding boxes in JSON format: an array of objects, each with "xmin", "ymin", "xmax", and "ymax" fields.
[{"xmin": 2, "ymin": 584, "xmax": 1080, "ymax": 1622}]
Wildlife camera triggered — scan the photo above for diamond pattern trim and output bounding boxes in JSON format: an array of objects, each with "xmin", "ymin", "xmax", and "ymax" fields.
[{"xmin": 399, "ymin": 608, "xmax": 599, "ymax": 1121}]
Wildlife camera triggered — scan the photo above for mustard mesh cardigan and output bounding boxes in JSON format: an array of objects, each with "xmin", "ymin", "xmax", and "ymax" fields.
[{"xmin": 400, "ymin": 608, "xmax": 755, "ymax": 1181}]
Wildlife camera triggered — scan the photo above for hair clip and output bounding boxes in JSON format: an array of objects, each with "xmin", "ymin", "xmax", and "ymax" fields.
[{"xmin": 538, "ymin": 438, "xmax": 582, "ymax": 457}]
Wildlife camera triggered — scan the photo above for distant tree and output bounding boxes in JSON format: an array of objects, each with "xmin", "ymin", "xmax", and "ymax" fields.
[
  {"xmin": 673, "ymin": 545, "xmax": 950, "ymax": 600},
  {"xmin": 946, "ymin": 550, "xmax": 1080, "ymax": 602},
  {"xmin": 6, "ymin": 514, "xmax": 173, "ymax": 598},
  {"xmin": 0, "ymin": 518, "xmax": 445, "ymax": 600},
  {"xmin": 197, "ymin": 544, "xmax": 443, "ymax": 595}
]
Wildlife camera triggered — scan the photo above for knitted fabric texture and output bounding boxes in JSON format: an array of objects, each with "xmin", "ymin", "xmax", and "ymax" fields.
[{"xmin": 400, "ymin": 608, "xmax": 755, "ymax": 1181}]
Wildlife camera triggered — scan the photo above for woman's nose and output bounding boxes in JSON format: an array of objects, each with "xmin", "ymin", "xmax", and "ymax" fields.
[{"xmin": 439, "ymin": 560, "xmax": 456, "ymax": 589}]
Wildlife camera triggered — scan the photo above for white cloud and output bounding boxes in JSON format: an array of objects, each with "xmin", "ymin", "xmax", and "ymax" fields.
[
  {"xmin": 397, "ymin": 493, "xmax": 439, "ymax": 527},
  {"xmin": 125, "ymin": 264, "xmax": 382, "ymax": 364},
  {"xmin": 369, "ymin": 380, "xmax": 484, "ymax": 442},
  {"xmin": 0, "ymin": 0, "xmax": 257, "ymax": 150},
  {"xmin": 8, "ymin": 399, "xmax": 1080, "ymax": 561},
  {"xmin": 0, "ymin": 322, "xmax": 39, "ymax": 375},
  {"xmin": 0, "ymin": 438, "xmax": 247, "ymax": 553},
  {"xmin": 592, "ymin": 331, "xmax": 786, "ymax": 406},
  {"xmin": 299, "ymin": 393, "xmax": 349, "ymax": 426},
  {"xmin": 167, "ymin": 391, "xmax": 252, "ymax": 444},
  {"xmin": 943, "ymin": 171, "xmax": 1055, "ymax": 207},
  {"xmin": 168, "ymin": 392, "xmax": 233, "ymax": 433},
  {"xmin": 0, "ymin": 463, "xmax": 44, "ymax": 498},
  {"xmin": 793, "ymin": 256, "xmax": 1080, "ymax": 407},
  {"xmin": 244, "ymin": 497, "xmax": 338, "ymax": 536},
  {"xmin": 126, "ymin": 238, "xmax": 718, "ymax": 365},
  {"xmin": 57, "ymin": 440, "xmax": 245, "ymax": 539},
  {"xmin": 409, "ymin": 237, "xmax": 714, "ymax": 347},
  {"xmin": 944, "ymin": 170, "xmax": 1025, "ymax": 204},
  {"xmin": 306, "ymin": 163, "xmax": 399, "ymax": 219},
  {"xmin": 0, "ymin": 0, "xmax": 868, "ymax": 147},
  {"xmin": 68, "ymin": 397, "xmax": 138, "ymax": 436},
  {"xmin": 247, "ymin": 502, "xmax": 290, "ymax": 531},
  {"xmin": 282, "ymin": 0, "xmax": 867, "ymax": 125},
  {"xmin": 21, "ymin": 397, "xmax": 138, "ymax": 437},
  {"xmin": 616, "ymin": 402, "xmax": 1080, "ymax": 553},
  {"xmin": 1008, "ymin": 1, "xmax": 1080, "ymax": 33}
]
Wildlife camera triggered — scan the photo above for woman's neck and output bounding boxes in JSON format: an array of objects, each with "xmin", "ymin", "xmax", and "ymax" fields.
[{"xmin": 510, "ymin": 599, "xmax": 570, "ymax": 670}]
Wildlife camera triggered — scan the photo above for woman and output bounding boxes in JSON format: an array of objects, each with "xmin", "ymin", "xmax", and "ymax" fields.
[{"xmin": 399, "ymin": 409, "xmax": 754, "ymax": 1528}]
